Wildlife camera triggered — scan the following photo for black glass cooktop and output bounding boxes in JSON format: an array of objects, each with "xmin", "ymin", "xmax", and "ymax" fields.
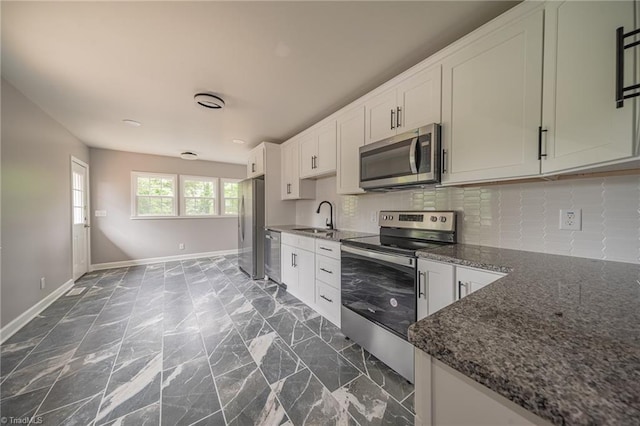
[{"xmin": 341, "ymin": 235, "xmax": 451, "ymax": 256}]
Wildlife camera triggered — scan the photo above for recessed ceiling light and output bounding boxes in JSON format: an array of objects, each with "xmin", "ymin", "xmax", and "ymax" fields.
[
  {"xmin": 122, "ymin": 119, "xmax": 141, "ymax": 127},
  {"xmin": 194, "ymin": 93, "xmax": 225, "ymax": 109},
  {"xmin": 232, "ymin": 139, "xmax": 246, "ymax": 145},
  {"xmin": 180, "ymin": 151, "xmax": 198, "ymax": 160}
]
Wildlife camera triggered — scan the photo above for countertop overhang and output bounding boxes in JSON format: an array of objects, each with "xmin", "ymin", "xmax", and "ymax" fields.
[{"xmin": 409, "ymin": 244, "xmax": 640, "ymax": 425}]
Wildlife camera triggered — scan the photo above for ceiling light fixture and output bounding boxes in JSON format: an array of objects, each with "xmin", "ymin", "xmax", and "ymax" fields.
[
  {"xmin": 232, "ymin": 139, "xmax": 246, "ymax": 145},
  {"xmin": 180, "ymin": 151, "xmax": 198, "ymax": 160},
  {"xmin": 122, "ymin": 119, "xmax": 141, "ymax": 127},
  {"xmin": 194, "ymin": 93, "xmax": 225, "ymax": 109}
]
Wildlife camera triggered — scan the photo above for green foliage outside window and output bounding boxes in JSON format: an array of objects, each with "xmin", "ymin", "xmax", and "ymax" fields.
[
  {"xmin": 136, "ymin": 176, "xmax": 175, "ymax": 216},
  {"xmin": 223, "ymin": 181, "xmax": 239, "ymax": 215}
]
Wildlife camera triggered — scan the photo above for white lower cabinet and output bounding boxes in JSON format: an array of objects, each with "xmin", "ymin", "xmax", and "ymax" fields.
[
  {"xmin": 418, "ymin": 259, "xmax": 506, "ymax": 320},
  {"xmin": 417, "ymin": 260, "xmax": 455, "ymax": 321},
  {"xmin": 315, "ymin": 281, "xmax": 340, "ymax": 326},
  {"xmin": 314, "ymin": 239, "xmax": 341, "ymax": 326},
  {"xmin": 456, "ymin": 266, "xmax": 505, "ymax": 300},
  {"xmin": 281, "ymin": 236, "xmax": 315, "ymax": 307},
  {"xmin": 281, "ymin": 234, "xmax": 341, "ymax": 325},
  {"xmin": 415, "ymin": 349, "xmax": 550, "ymax": 426}
]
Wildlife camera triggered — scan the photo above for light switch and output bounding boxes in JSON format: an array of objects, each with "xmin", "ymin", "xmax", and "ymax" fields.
[{"xmin": 95, "ymin": 210, "xmax": 107, "ymax": 217}]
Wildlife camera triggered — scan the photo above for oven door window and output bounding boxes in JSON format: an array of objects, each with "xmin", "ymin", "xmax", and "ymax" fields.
[
  {"xmin": 341, "ymin": 249, "xmax": 416, "ymax": 339},
  {"xmin": 360, "ymin": 139, "xmax": 414, "ymax": 182}
]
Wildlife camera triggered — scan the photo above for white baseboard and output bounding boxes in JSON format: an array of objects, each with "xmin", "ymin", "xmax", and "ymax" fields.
[
  {"xmin": 0, "ymin": 279, "xmax": 74, "ymax": 344},
  {"xmin": 90, "ymin": 249, "xmax": 238, "ymax": 271}
]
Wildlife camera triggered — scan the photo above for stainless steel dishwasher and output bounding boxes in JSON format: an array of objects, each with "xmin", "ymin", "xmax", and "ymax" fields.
[{"xmin": 264, "ymin": 230, "xmax": 282, "ymax": 285}]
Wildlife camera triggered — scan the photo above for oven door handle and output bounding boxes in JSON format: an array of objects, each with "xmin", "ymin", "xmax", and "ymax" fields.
[{"xmin": 341, "ymin": 245, "xmax": 415, "ymax": 267}]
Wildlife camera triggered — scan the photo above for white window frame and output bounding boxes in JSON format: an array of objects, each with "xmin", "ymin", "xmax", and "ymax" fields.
[
  {"xmin": 180, "ymin": 175, "xmax": 219, "ymax": 217},
  {"xmin": 131, "ymin": 171, "xmax": 178, "ymax": 218},
  {"xmin": 220, "ymin": 178, "xmax": 241, "ymax": 217}
]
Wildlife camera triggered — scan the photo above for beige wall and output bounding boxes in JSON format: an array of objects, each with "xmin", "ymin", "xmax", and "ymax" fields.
[
  {"xmin": 90, "ymin": 148, "xmax": 245, "ymax": 265},
  {"xmin": 1, "ymin": 79, "xmax": 90, "ymax": 326}
]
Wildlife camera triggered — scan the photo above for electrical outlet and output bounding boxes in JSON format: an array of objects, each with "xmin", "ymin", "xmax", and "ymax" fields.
[
  {"xmin": 40, "ymin": 277, "xmax": 46, "ymax": 289},
  {"xmin": 559, "ymin": 209, "xmax": 581, "ymax": 231},
  {"xmin": 370, "ymin": 211, "xmax": 378, "ymax": 223},
  {"xmin": 178, "ymin": 243, "xmax": 185, "ymax": 250}
]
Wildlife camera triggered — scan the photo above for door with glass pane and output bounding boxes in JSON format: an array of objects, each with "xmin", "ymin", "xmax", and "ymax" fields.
[{"xmin": 71, "ymin": 158, "xmax": 89, "ymax": 280}]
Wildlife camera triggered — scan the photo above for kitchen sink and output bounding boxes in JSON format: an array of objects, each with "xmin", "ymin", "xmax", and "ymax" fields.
[{"xmin": 293, "ymin": 227, "xmax": 335, "ymax": 236}]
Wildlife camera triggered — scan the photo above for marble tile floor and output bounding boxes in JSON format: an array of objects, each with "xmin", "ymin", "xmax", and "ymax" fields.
[{"xmin": 0, "ymin": 255, "xmax": 415, "ymax": 425}]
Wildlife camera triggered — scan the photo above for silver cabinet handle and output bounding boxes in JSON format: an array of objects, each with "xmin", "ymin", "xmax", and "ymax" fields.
[
  {"xmin": 293, "ymin": 253, "xmax": 297, "ymax": 267},
  {"xmin": 390, "ymin": 109, "xmax": 395, "ymax": 130},
  {"xmin": 252, "ymin": 163, "xmax": 256, "ymax": 173},
  {"xmin": 442, "ymin": 149, "xmax": 448, "ymax": 173},
  {"xmin": 458, "ymin": 281, "xmax": 467, "ymax": 299},
  {"xmin": 418, "ymin": 271, "xmax": 426, "ymax": 299},
  {"xmin": 320, "ymin": 267, "xmax": 333, "ymax": 274},
  {"xmin": 319, "ymin": 246, "xmax": 333, "ymax": 252},
  {"xmin": 396, "ymin": 106, "xmax": 401, "ymax": 128},
  {"xmin": 320, "ymin": 294, "xmax": 333, "ymax": 303}
]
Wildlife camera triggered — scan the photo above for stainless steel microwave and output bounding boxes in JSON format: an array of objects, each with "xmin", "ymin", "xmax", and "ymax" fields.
[{"xmin": 359, "ymin": 124, "xmax": 440, "ymax": 191}]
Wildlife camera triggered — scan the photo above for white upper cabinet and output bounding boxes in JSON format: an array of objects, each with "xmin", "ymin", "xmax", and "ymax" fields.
[
  {"xmin": 396, "ymin": 65, "xmax": 442, "ymax": 133},
  {"xmin": 299, "ymin": 120, "xmax": 337, "ymax": 179},
  {"xmin": 281, "ymin": 139, "xmax": 315, "ymax": 200},
  {"xmin": 440, "ymin": 10, "xmax": 544, "ymax": 185},
  {"xmin": 365, "ymin": 88, "xmax": 398, "ymax": 144},
  {"xmin": 541, "ymin": 1, "xmax": 636, "ymax": 174},
  {"xmin": 365, "ymin": 65, "xmax": 442, "ymax": 145},
  {"xmin": 246, "ymin": 144, "xmax": 265, "ymax": 178},
  {"xmin": 337, "ymin": 106, "xmax": 366, "ymax": 195}
]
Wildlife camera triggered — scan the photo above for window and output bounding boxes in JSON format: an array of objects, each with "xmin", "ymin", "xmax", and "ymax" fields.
[
  {"xmin": 181, "ymin": 176, "xmax": 218, "ymax": 216},
  {"xmin": 221, "ymin": 179, "xmax": 240, "ymax": 216},
  {"xmin": 131, "ymin": 172, "xmax": 239, "ymax": 218},
  {"xmin": 132, "ymin": 172, "xmax": 177, "ymax": 217}
]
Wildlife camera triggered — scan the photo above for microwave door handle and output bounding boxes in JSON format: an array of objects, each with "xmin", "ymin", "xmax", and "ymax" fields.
[{"xmin": 409, "ymin": 137, "xmax": 419, "ymax": 174}]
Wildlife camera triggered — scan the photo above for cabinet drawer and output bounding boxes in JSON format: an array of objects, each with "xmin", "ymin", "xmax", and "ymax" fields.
[
  {"xmin": 315, "ymin": 281, "xmax": 340, "ymax": 326},
  {"xmin": 316, "ymin": 255, "xmax": 340, "ymax": 289},
  {"xmin": 315, "ymin": 239, "xmax": 341, "ymax": 260},
  {"xmin": 281, "ymin": 232, "xmax": 315, "ymax": 251}
]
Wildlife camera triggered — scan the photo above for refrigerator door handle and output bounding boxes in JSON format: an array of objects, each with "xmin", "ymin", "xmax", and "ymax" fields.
[{"xmin": 240, "ymin": 196, "xmax": 245, "ymax": 241}]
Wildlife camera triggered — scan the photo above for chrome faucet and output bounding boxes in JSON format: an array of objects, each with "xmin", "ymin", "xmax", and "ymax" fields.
[{"xmin": 316, "ymin": 201, "xmax": 334, "ymax": 230}]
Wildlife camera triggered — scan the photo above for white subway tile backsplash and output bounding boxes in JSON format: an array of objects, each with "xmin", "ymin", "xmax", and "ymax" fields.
[{"xmin": 296, "ymin": 175, "xmax": 640, "ymax": 264}]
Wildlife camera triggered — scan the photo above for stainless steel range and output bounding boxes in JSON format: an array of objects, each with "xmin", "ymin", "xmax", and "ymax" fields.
[{"xmin": 340, "ymin": 210, "xmax": 457, "ymax": 383}]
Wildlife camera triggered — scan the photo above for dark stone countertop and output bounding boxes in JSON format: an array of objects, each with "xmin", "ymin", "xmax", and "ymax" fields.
[
  {"xmin": 265, "ymin": 225, "xmax": 373, "ymax": 242},
  {"xmin": 409, "ymin": 244, "xmax": 640, "ymax": 425}
]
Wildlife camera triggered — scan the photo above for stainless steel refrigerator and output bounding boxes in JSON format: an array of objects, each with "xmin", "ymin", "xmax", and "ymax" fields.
[{"xmin": 238, "ymin": 177, "xmax": 265, "ymax": 279}]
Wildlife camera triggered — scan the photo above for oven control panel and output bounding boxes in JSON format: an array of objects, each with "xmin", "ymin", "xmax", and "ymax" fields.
[{"xmin": 379, "ymin": 210, "xmax": 456, "ymax": 232}]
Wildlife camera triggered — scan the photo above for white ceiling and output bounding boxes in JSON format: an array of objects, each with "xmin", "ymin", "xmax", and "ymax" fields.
[{"xmin": 2, "ymin": 1, "xmax": 517, "ymax": 165}]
